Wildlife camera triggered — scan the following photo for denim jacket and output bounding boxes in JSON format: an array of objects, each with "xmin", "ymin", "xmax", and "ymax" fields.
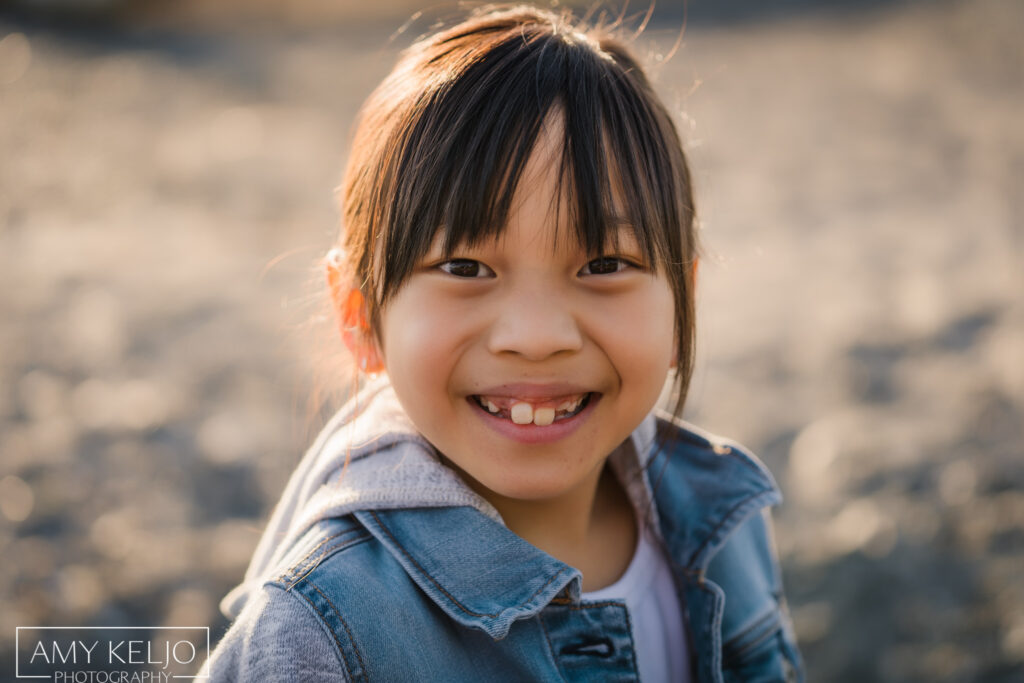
[{"xmin": 207, "ymin": 378, "xmax": 803, "ymax": 682}]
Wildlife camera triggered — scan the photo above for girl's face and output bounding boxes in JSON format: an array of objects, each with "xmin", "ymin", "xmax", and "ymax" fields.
[{"xmin": 376, "ymin": 118, "xmax": 676, "ymax": 506}]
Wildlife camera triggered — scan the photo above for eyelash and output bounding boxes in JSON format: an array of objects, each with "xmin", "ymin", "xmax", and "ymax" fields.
[
  {"xmin": 438, "ymin": 259, "xmax": 494, "ymax": 278},
  {"xmin": 578, "ymin": 257, "xmax": 637, "ymax": 276},
  {"xmin": 437, "ymin": 257, "xmax": 639, "ymax": 278}
]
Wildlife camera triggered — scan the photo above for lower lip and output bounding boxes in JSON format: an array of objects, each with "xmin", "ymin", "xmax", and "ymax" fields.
[{"xmin": 467, "ymin": 393, "xmax": 600, "ymax": 445}]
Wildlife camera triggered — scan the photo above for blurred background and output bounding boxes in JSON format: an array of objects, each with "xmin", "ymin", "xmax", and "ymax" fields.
[{"xmin": 1, "ymin": 0, "xmax": 1021, "ymax": 680}]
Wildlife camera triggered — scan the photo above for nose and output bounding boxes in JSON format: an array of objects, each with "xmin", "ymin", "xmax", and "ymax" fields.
[{"xmin": 486, "ymin": 285, "xmax": 584, "ymax": 361}]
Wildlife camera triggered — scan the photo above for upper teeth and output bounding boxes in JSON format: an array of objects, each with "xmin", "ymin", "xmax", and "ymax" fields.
[
  {"xmin": 533, "ymin": 407, "xmax": 556, "ymax": 426},
  {"xmin": 510, "ymin": 402, "xmax": 533, "ymax": 424},
  {"xmin": 510, "ymin": 402, "xmax": 558, "ymax": 426},
  {"xmin": 480, "ymin": 395, "xmax": 586, "ymax": 426},
  {"xmin": 560, "ymin": 396, "xmax": 584, "ymax": 413}
]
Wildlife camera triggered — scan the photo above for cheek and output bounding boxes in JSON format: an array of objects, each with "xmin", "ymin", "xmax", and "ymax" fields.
[
  {"xmin": 649, "ymin": 281, "xmax": 678, "ymax": 365},
  {"xmin": 594, "ymin": 283, "xmax": 676, "ymax": 375},
  {"xmin": 379, "ymin": 289, "xmax": 473, "ymax": 395}
]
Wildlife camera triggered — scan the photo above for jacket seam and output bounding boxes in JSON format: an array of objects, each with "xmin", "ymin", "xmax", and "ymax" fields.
[
  {"xmin": 685, "ymin": 579, "xmax": 727, "ymax": 683},
  {"xmin": 618, "ymin": 601, "xmax": 640, "ymax": 676},
  {"xmin": 278, "ymin": 528, "xmax": 370, "ymax": 586},
  {"xmin": 728, "ymin": 625, "xmax": 780, "ymax": 665},
  {"xmin": 300, "ymin": 579, "xmax": 369, "ymax": 682},
  {"xmin": 267, "ymin": 582, "xmax": 356, "ymax": 683},
  {"xmin": 367, "ymin": 509, "xmax": 568, "ymax": 619},
  {"xmin": 289, "ymin": 534, "xmax": 372, "ymax": 589},
  {"xmin": 722, "ymin": 608, "xmax": 782, "ymax": 662},
  {"xmin": 535, "ymin": 616, "xmax": 569, "ymax": 683}
]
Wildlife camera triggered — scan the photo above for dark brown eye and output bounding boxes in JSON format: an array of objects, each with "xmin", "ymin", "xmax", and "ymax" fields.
[
  {"xmin": 580, "ymin": 257, "xmax": 626, "ymax": 276},
  {"xmin": 439, "ymin": 259, "xmax": 493, "ymax": 278}
]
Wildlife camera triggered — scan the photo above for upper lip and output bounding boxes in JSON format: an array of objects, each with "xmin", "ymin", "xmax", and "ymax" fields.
[{"xmin": 469, "ymin": 383, "xmax": 594, "ymax": 399}]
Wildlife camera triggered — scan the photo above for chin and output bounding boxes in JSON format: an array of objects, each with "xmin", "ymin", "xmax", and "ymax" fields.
[{"xmin": 479, "ymin": 471, "xmax": 589, "ymax": 504}]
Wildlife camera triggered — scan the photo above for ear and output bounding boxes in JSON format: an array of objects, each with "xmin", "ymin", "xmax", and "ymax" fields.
[{"xmin": 325, "ymin": 249, "xmax": 385, "ymax": 374}]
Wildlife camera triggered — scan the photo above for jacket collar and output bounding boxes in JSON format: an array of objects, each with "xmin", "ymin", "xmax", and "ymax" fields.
[
  {"xmin": 645, "ymin": 414, "xmax": 782, "ymax": 573},
  {"xmin": 354, "ymin": 411, "xmax": 780, "ymax": 639},
  {"xmin": 355, "ymin": 506, "xmax": 580, "ymax": 640}
]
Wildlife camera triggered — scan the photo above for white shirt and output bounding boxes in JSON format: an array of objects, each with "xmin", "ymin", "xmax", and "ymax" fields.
[{"xmin": 581, "ymin": 524, "xmax": 691, "ymax": 682}]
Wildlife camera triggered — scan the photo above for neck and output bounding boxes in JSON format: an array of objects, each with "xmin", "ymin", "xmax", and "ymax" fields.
[
  {"xmin": 468, "ymin": 461, "xmax": 638, "ymax": 591},
  {"xmin": 490, "ymin": 464, "xmax": 606, "ymax": 552}
]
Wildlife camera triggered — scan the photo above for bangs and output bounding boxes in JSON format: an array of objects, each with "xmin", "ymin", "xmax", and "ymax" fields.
[{"xmin": 362, "ymin": 17, "xmax": 690, "ymax": 305}]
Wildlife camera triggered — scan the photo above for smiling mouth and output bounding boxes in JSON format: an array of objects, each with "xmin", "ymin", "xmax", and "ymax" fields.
[{"xmin": 469, "ymin": 392, "xmax": 595, "ymax": 426}]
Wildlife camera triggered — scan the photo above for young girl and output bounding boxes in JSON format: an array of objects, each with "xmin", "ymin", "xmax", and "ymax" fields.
[{"xmin": 207, "ymin": 5, "xmax": 803, "ymax": 682}]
